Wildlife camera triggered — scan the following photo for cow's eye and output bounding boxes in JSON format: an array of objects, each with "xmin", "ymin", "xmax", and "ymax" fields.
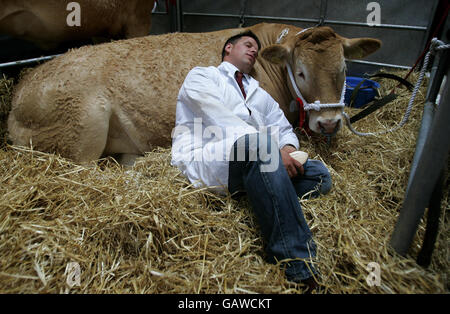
[{"xmin": 298, "ymin": 72, "xmax": 305, "ymax": 79}]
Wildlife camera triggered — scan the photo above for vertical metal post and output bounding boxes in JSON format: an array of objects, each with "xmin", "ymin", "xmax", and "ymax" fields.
[
  {"xmin": 318, "ymin": 0, "xmax": 328, "ymax": 26},
  {"xmin": 238, "ymin": 0, "xmax": 248, "ymax": 27},
  {"xmin": 407, "ymin": 50, "xmax": 449, "ymax": 193},
  {"xmin": 176, "ymin": 0, "xmax": 182, "ymax": 32},
  {"xmin": 390, "ymin": 62, "xmax": 450, "ymax": 256},
  {"xmin": 416, "ymin": 171, "xmax": 445, "ymax": 267}
]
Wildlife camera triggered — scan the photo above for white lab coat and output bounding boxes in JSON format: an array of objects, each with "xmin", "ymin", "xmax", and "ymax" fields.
[{"xmin": 171, "ymin": 61, "xmax": 299, "ymax": 194}]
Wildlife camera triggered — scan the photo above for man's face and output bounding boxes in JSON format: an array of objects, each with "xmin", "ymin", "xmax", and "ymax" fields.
[{"xmin": 224, "ymin": 36, "xmax": 259, "ymax": 73}]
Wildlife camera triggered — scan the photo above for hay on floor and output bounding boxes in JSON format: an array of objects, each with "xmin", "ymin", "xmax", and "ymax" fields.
[{"xmin": 0, "ymin": 69, "xmax": 448, "ymax": 294}]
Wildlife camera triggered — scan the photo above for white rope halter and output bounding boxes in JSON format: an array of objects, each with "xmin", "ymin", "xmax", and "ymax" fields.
[
  {"xmin": 276, "ymin": 27, "xmax": 346, "ymax": 112},
  {"xmin": 286, "ymin": 63, "xmax": 346, "ymax": 111}
]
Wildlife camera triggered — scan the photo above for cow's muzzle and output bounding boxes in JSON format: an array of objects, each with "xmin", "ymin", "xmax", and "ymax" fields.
[{"xmin": 319, "ymin": 120, "xmax": 341, "ymax": 145}]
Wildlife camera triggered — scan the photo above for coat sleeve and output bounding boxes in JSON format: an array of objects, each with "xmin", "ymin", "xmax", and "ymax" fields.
[
  {"xmin": 262, "ymin": 91, "xmax": 299, "ymax": 150},
  {"xmin": 178, "ymin": 67, "xmax": 257, "ymax": 133}
]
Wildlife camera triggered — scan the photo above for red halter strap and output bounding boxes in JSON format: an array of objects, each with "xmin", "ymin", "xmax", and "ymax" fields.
[
  {"xmin": 297, "ymin": 97, "xmax": 306, "ymax": 129},
  {"xmin": 297, "ymin": 97, "xmax": 314, "ymax": 136}
]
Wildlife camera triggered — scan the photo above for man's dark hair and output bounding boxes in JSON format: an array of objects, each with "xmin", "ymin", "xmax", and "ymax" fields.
[{"xmin": 221, "ymin": 30, "xmax": 261, "ymax": 61}]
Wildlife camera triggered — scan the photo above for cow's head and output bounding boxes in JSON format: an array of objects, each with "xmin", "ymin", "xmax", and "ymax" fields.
[{"xmin": 261, "ymin": 26, "xmax": 381, "ymax": 136}]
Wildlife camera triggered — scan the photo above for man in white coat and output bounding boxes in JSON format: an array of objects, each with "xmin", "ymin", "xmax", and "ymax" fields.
[{"xmin": 171, "ymin": 31, "xmax": 331, "ymax": 291}]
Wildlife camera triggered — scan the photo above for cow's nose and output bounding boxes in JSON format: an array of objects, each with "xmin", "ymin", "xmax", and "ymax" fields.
[{"xmin": 318, "ymin": 119, "xmax": 341, "ymax": 134}]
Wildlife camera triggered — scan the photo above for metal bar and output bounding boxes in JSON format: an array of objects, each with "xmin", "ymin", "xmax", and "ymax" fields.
[
  {"xmin": 176, "ymin": 0, "xmax": 182, "ymax": 32},
  {"xmin": 406, "ymin": 101, "xmax": 436, "ymax": 191},
  {"xmin": 318, "ymin": 0, "xmax": 328, "ymax": 26},
  {"xmin": 345, "ymin": 59, "xmax": 412, "ymax": 70},
  {"xmin": 416, "ymin": 170, "xmax": 444, "ymax": 267},
  {"xmin": 425, "ymin": 52, "xmax": 442, "ymax": 101},
  {"xmin": 420, "ymin": 0, "xmax": 441, "ymax": 65},
  {"xmin": 394, "ymin": 49, "xmax": 449, "ymax": 261},
  {"xmin": 182, "ymin": 12, "xmax": 428, "ymax": 31},
  {"xmin": 323, "ymin": 19, "xmax": 427, "ymax": 31},
  {"xmin": 390, "ymin": 63, "xmax": 450, "ymax": 256},
  {"xmin": 239, "ymin": 0, "xmax": 248, "ymax": 27},
  {"xmin": 407, "ymin": 49, "xmax": 449, "ymax": 193},
  {"xmin": 0, "ymin": 54, "xmax": 62, "ymax": 69},
  {"xmin": 182, "ymin": 12, "xmax": 319, "ymax": 24},
  {"xmin": 182, "ymin": 11, "xmax": 416, "ymax": 70},
  {"xmin": 425, "ymin": 49, "xmax": 450, "ymax": 103}
]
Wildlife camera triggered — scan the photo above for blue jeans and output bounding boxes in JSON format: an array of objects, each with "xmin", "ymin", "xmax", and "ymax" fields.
[{"xmin": 228, "ymin": 133, "xmax": 331, "ymax": 282}]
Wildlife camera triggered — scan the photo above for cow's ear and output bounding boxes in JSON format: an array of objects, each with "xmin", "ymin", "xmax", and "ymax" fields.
[
  {"xmin": 261, "ymin": 44, "xmax": 290, "ymax": 65},
  {"xmin": 340, "ymin": 37, "xmax": 382, "ymax": 59}
]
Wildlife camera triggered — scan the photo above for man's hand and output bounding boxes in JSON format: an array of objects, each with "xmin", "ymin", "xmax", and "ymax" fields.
[{"xmin": 280, "ymin": 145, "xmax": 304, "ymax": 178}]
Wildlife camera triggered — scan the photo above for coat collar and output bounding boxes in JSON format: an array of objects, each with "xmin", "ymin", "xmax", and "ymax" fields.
[
  {"xmin": 218, "ymin": 62, "xmax": 259, "ymax": 98},
  {"xmin": 218, "ymin": 61, "xmax": 249, "ymax": 78}
]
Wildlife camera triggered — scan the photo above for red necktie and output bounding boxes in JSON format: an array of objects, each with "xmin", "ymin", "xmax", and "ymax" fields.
[{"xmin": 235, "ymin": 71, "xmax": 247, "ymax": 99}]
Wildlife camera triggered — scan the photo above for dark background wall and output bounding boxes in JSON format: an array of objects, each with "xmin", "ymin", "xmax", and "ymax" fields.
[{"xmin": 1, "ymin": 0, "xmax": 447, "ymax": 76}]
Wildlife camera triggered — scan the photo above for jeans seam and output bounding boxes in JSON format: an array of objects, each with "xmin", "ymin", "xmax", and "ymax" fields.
[{"xmin": 259, "ymin": 161, "xmax": 303, "ymax": 278}]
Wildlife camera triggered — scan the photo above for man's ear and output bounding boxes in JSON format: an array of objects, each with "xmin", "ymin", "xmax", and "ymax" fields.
[
  {"xmin": 338, "ymin": 36, "xmax": 382, "ymax": 59},
  {"xmin": 224, "ymin": 42, "xmax": 233, "ymax": 57},
  {"xmin": 261, "ymin": 44, "xmax": 290, "ymax": 65}
]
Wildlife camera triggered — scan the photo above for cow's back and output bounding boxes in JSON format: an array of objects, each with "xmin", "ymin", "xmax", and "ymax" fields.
[
  {"xmin": 8, "ymin": 29, "xmax": 242, "ymax": 159},
  {"xmin": 103, "ymin": 31, "xmax": 241, "ymax": 147}
]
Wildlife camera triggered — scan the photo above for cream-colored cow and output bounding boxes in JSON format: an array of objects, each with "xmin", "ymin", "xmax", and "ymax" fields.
[
  {"xmin": 0, "ymin": 0, "xmax": 155, "ymax": 49},
  {"xmin": 8, "ymin": 23, "xmax": 381, "ymax": 164}
]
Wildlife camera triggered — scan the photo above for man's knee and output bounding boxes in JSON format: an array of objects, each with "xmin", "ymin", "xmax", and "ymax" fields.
[
  {"xmin": 320, "ymin": 172, "xmax": 332, "ymax": 195},
  {"xmin": 305, "ymin": 160, "xmax": 332, "ymax": 195}
]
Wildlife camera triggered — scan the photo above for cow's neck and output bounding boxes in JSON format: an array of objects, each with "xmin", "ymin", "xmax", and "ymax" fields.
[{"xmin": 249, "ymin": 23, "xmax": 301, "ymax": 124}]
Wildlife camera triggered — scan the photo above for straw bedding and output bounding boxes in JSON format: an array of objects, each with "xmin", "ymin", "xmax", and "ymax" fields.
[{"xmin": 0, "ymin": 70, "xmax": 448, "ymax": 294}]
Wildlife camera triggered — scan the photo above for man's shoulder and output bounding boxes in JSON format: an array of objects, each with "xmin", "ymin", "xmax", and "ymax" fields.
[
  {"xmin": 184, "ymin": 65, "xmax": 222, "ymax": 83},
  {"xmin": 255, "ymin": 84, "xmax": 272, "ymax": 98},
  {"xmin": 181, "ymin": 65, "xmax": 224, "ymax": 91},
  {"xmin": 189, "ymin": 65, "xmax": 220, "ymax": 75}
]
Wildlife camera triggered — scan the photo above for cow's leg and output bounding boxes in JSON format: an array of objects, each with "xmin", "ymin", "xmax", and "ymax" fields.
[
  {"xmin": 8, "ymin": 84, "xmax": 113, "ymax": 163},
  {"xmin": 73, "ymin": 97, "xmax": 113, "ymax": 163},
  {"xmin": 7, "ymin": 109, "xmax": 107, "ymax": 164},
  {"xmin": 117, "ymin": 154, "xmax": 141, "ymax": 167},
  {"xmin": 103, "ymin": 110, "xmax": 144, "ymax": 166},
  {"xmin": 7, "ymin": 114, "xmax": 34, "ymax": 147}
]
